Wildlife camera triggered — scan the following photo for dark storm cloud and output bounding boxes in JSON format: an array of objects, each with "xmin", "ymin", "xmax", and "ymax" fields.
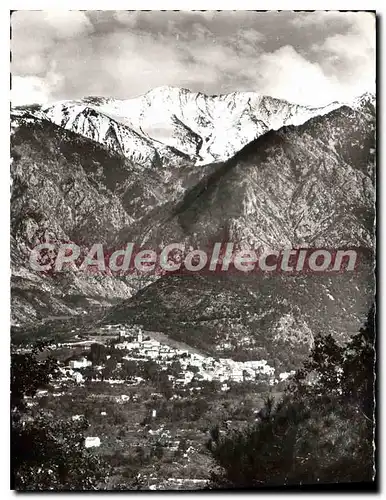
[{"xmin": 11, "ymin": 10, "xmax": 375, "ymax": 106}]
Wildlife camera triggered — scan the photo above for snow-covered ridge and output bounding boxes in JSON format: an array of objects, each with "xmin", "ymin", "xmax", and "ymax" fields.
[
  {"xmin": 40, "ymin": 101, "xmax": 189, "ymax": 168},
  {"xmin": 14, "ymin": 87, "xmax": 373, "ymax": 167},
  {"xmin": 350, "ymin": 91, "xmax": 375, "ymax": 109}
]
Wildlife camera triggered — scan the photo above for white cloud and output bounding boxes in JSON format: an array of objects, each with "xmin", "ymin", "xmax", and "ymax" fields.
[
  {"xmin": 254, "ymin": 46, "xmax": 342, "ymax": 106},
  {"xmin": 11, "ymin": 10, "xmax": 94, "ymax": 76},
  {"xmin": 13, "ymin": 10, "xmax": 93, "ymax": 39},
  {"xmin": 11, "ymin": 76, "xmax": 51, "ymax": 106},
  {"xmin": 311, "ymin": 12, "xmax": 376, "ymax": 99},
  {"xmin": 290, "ymin": 11, "xmax": 374, "ymax": 30},
  {"xmin": 111, "ymin": 11, "xmax": 141, "ymax": 27},
  {"xmin": 10, "ymin": 11, "xmax": 376, "ymax": 106}
]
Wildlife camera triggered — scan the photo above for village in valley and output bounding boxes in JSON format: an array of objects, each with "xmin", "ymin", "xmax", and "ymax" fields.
[{"xmin": 16, "ymin": 322, "xmax": 294, "ymax": 489}]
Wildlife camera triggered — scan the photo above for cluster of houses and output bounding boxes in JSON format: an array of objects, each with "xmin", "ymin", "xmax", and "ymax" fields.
[
  {"xmin": 16, "ymin": 323, "xmax": 294, "ymax": 390},
  {"xmin": 55, "ymin": 324, "xmax": 295, "ymax": 386},
  {"xmin": 113, "ymin": 326, "xmax": 278, "ymax": 385}
]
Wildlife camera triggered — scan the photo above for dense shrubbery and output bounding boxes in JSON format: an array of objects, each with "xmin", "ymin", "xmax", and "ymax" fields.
[{"xmin": 207, "ymin": 306, "xmax": 375, "ymax": 488}]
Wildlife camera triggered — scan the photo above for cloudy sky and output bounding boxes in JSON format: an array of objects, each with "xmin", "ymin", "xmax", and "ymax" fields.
[{"xmin": 11, "ymin": 10, "xmax": 376, "ymax": 107}]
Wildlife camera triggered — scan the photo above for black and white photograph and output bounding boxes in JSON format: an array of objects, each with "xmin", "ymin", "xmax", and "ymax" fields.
[{"xmin": 10, "ymin": 9, "xmax": 376, "ymax": 491}]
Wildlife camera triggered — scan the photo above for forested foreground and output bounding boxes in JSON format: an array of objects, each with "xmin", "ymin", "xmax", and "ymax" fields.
[
  {"xmin": 11, "ymin": 306, "xmax": 375, "ymax": 490},
  {"xmin": 207, "ymin": 305, "xmax": 376, "ymax": 489}
]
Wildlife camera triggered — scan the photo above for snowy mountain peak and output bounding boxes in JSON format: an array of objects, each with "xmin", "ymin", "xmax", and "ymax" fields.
[
  {"xmin": 13, "ymin": 87, "xmax": 372, "ymax": 168},
  {"xmin": 145, "ymin": 85, "xmax": 190, "ymax": 95},
  {"xmin": 350, "ymin": 91, "xmax": 375, "ymax": 109}
]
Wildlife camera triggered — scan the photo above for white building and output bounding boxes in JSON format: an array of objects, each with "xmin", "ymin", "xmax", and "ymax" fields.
[
  {"xmin": 73, "ymin": 372, "xmax": 83, "ymax": 384},
  {"xmin": 84, "ymin": 437, "xmax": 100, "ymax": 448},
  {"xmin": 230, "ymin": 369, "xmax": 244, "ymax": 382},
  {"xmin": 279, "ymin": 370, "xmax": 296, "ymax": 381},
  {"xmin": 69, "ymin": 357, "xmax": 92, "ymax": 369}
]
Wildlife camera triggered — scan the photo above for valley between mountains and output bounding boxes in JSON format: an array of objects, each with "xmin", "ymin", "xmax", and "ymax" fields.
[{"xmin": 11, "ymin": 86, "xmax": 375, "ymax": 367}]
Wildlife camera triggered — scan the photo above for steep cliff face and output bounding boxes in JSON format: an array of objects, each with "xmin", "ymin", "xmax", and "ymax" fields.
[{"xmin": 11, "ymin": 114, "xmax": 132, "ymax": 324}]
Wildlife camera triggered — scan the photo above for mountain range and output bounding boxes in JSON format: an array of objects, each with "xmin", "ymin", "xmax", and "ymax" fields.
[{"xmin": 10, "ymin": 87, "xmax": 375, "ymax": 369}]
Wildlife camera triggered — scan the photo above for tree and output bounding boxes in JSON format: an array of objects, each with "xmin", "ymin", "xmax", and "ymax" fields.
[
  {"xmin": 87, "ymin": 343, "xmax": 107, "ymax": 366},
  {"xmin": 342, "ymin": 304, "xmax": 375, "ymax": 419},
  {"xmin": 207, "ymin": 306, "xmax": 375, "ymax": 488},
  {"xmin": 157, "ymin": 371, "xmax": 174, "ymax": 400},
  {"xmin": 288, "ymin": 333, "xmax": 344, "ymax": 397},
  {"xmin": 11, "ymin": 343, "xmax": 58, "ymax": 411},
  {"xmin": 11, "ymin": 344, "xmax": 110, "ymax": 490},
  {"xmin": 142, "ymin": 360, "xmax": 160, "ymax": 381},
  {"xmin": 121, "ymin": 360, "xmax": 137, "ymax": 380},
  {"xmin": 12, "ymin": 415, "xmax": 109, "ymax": 490},
  {"xmin": 167, "ymin": 360, "xmax": 182, "ymax": 378},
  {"xmin": 102, "ymin": 357, "xmax": 117, "ymax": 380},
  {"xmin": 108, "ymin": 347, "xmax": 123, "ymax": 363},
  {"xmin": 151, "ymin": 441, "xmax": 164, "ymax": 460},
  {"xmin": 82, "ymin": 366, "xmax": 98, "ymax": 382}
]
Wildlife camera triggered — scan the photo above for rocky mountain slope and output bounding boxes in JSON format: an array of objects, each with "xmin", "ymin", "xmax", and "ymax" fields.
[
  {"xmin": 118, "ymin": 97, "xmax": 375, "ymax": 250},
  {"xmin": 105, "ymin": 267, "xmax": 373, "ymax": 371},
  {"xmin": 10, "ymin": 112, "xmax": 208, "ymax": 324},
  {"xmin": 104, "ymin": 93, "xmax": 375, "ymax": 367},
  {"xmin": 11, "ymin": 89, "xmax": 375, "ymax": 367}
]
